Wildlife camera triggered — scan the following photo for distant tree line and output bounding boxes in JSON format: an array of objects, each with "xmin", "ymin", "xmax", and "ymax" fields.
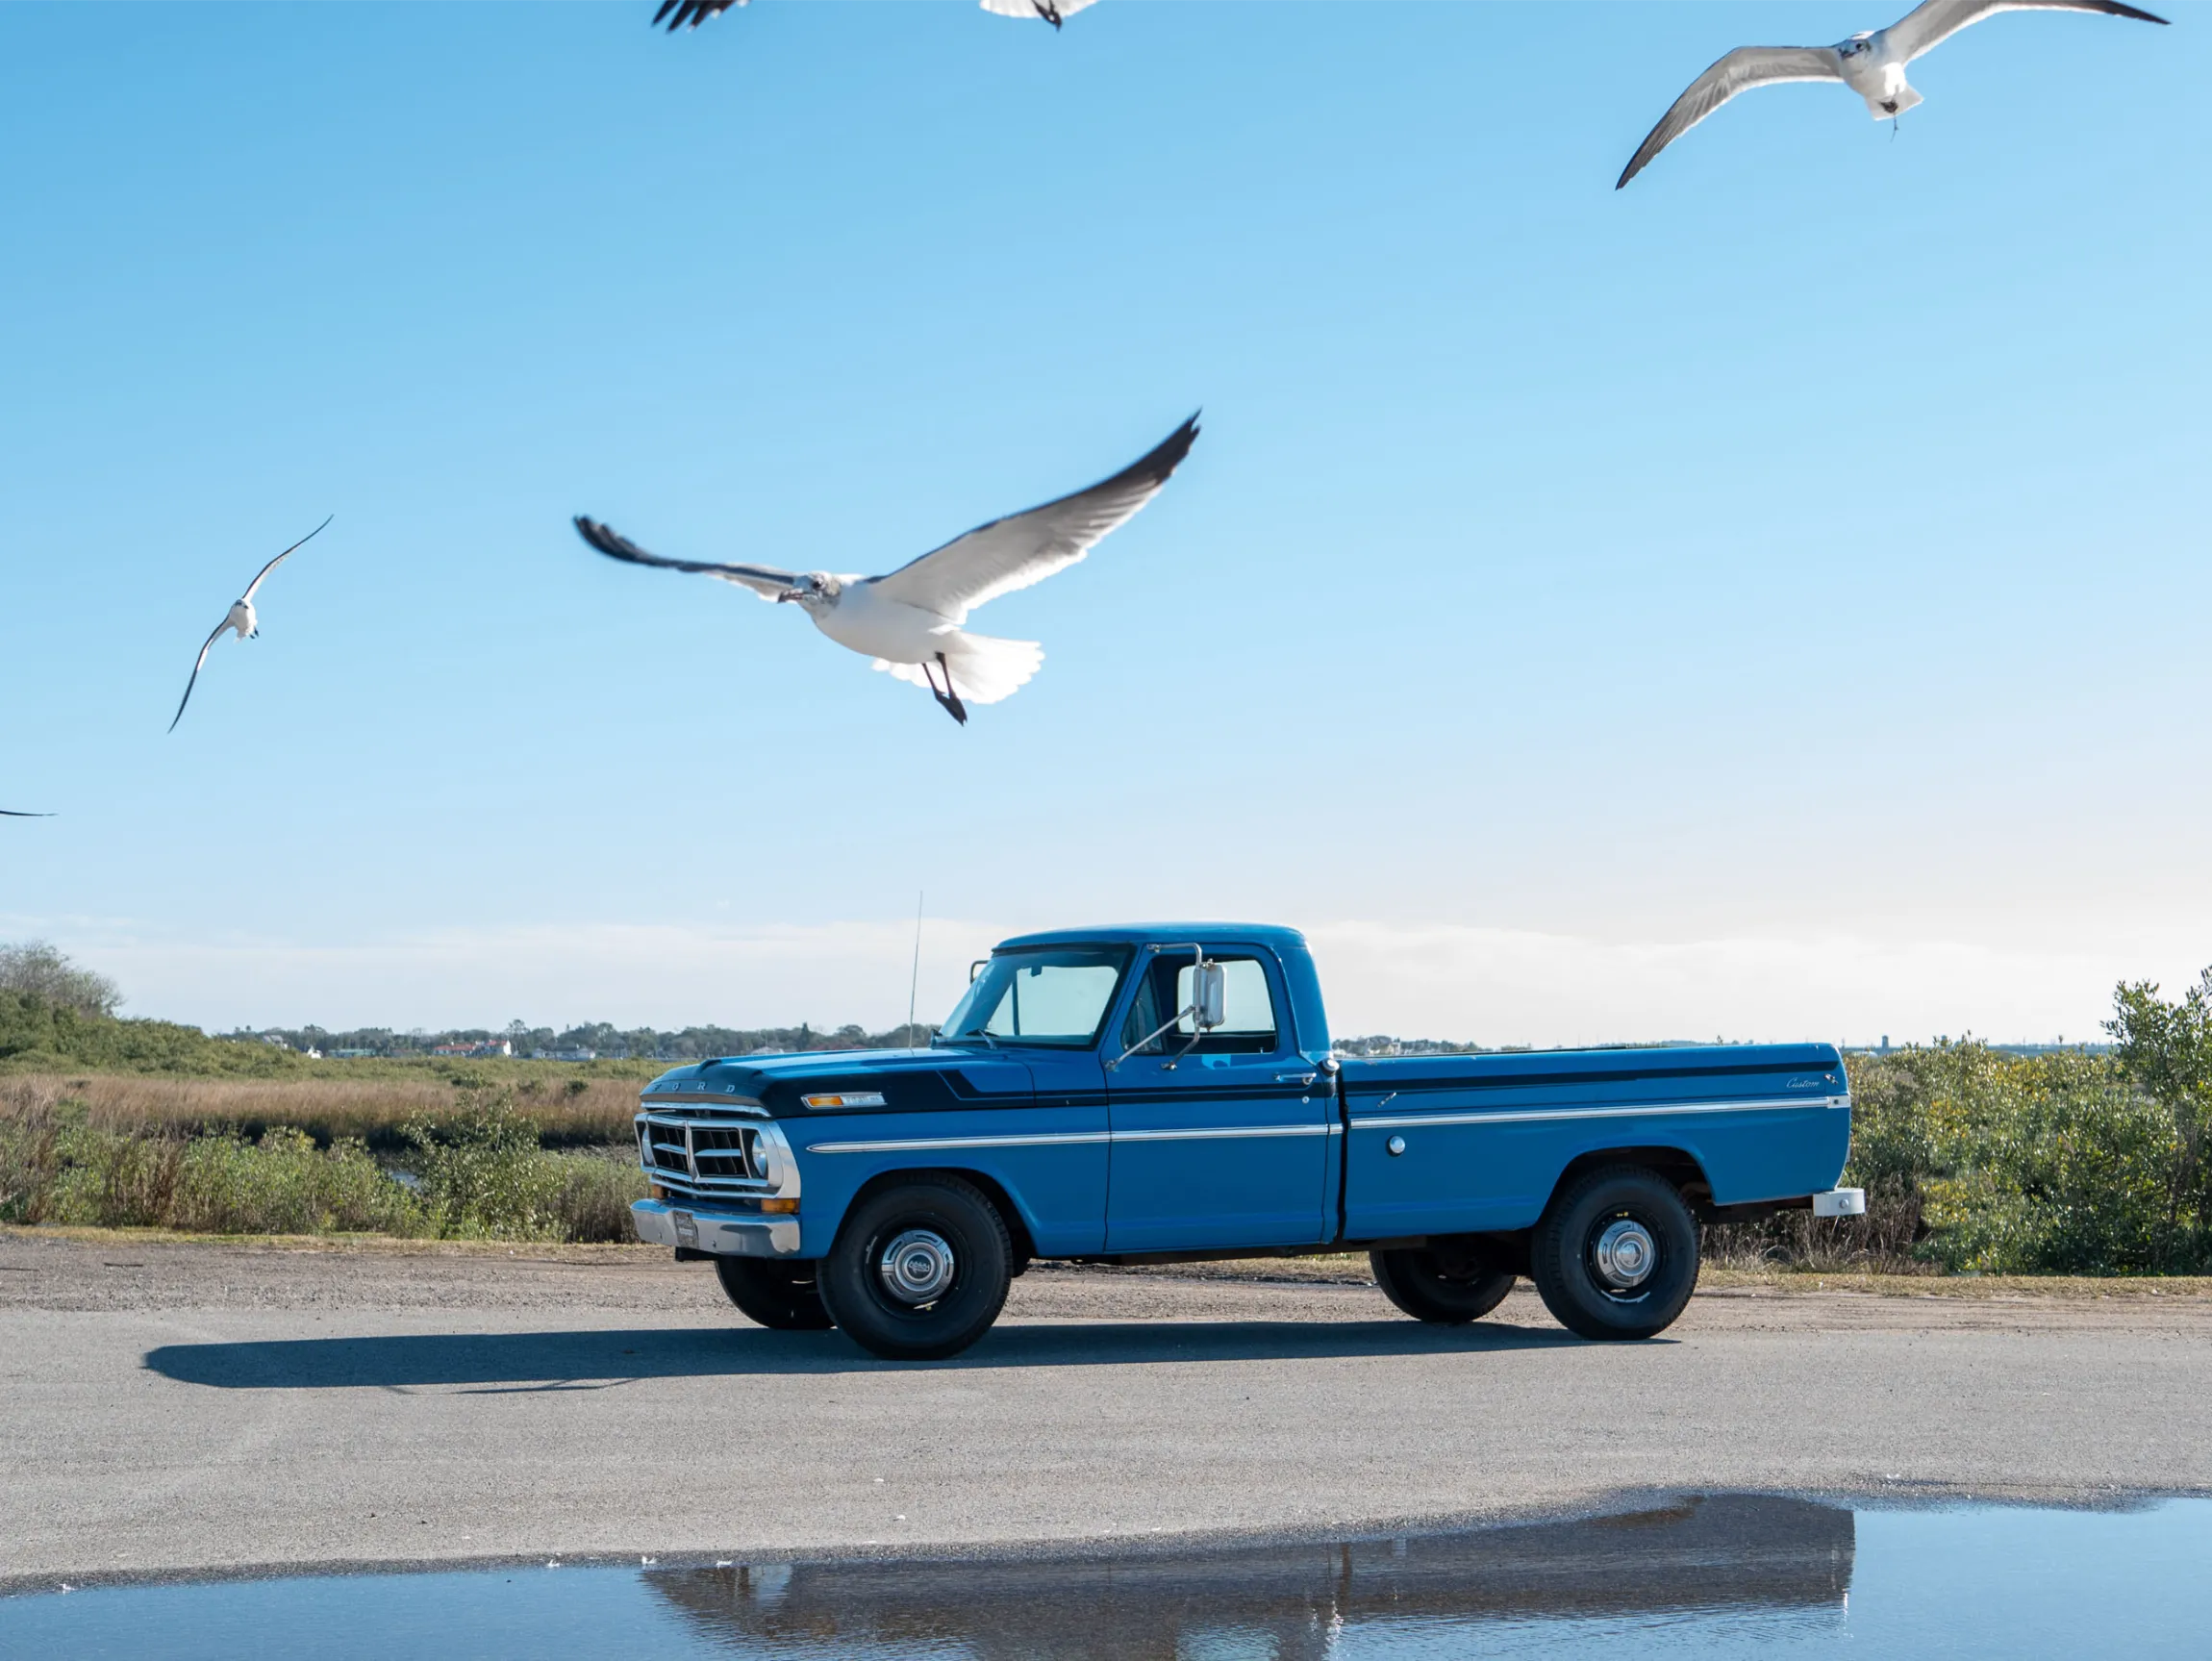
[{"xmin": 232, "ymin": 1019, "xmax": 936, "ymax": 1061}]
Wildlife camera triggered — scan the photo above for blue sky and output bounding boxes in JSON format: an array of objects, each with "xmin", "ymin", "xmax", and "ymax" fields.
[{"xmin": 2, "ymin": 1, "xmax": 2206, "ymax": 1044}]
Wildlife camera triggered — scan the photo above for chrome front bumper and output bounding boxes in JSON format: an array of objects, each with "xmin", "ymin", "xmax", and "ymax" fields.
[
  {"xmin": 631, "ymin": 1198, "xmax": 802, "ymax": 1258},
  {"xmin": 1811, "ymin": 1187, "xmax": 1867, "ymax": 1218}
]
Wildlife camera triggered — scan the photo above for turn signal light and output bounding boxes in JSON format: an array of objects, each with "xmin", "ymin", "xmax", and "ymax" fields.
[
  {"xmin": 761, "ymin": 1198, "xmax": 799, "ymax": 1215},
  {"xmin": 802, "ymin": 1092, "xmax": 886, "ymax": 1110}
]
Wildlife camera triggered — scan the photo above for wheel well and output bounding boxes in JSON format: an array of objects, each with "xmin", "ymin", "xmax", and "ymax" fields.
[
  {"xmin": 1545, "ymin": 1147, "xmax": 1714, "ymax": 1217},
  {"xmin": 842, "ymin": 1167, "xmax": 1038, "ymax": 1265}
]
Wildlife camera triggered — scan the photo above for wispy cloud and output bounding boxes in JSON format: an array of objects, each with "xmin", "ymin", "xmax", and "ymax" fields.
[{"xmin": 18, "ymin": 916, "xmax": 2195, "ymax": 1046}]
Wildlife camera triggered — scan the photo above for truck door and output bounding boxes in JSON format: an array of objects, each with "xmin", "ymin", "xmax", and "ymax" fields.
[{"xmin": 1104, "ymin": 946, "xmax": 1334, "ymax": 1251}]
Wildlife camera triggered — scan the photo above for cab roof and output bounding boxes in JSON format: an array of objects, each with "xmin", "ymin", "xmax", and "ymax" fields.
[{"xmin": 993, "ymin": 922, "xmax": 1310, "ymax": 953}]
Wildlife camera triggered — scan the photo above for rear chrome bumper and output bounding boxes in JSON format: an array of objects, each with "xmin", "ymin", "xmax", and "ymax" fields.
[
  {"xmin": 631, "ymin": 1198, "xmax": 802, "ymax": 1257},
  {"xmin": 1811, "ymin": 1187, "xmax": 1867, "ymax": 1218}
]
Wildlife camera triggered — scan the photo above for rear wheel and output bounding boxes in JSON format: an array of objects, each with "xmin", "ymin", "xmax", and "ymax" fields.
[
  {"xmin": 816, "ymin": 1176, "xmax": 1013, "ymax": 1361},
  {"xmin": 713, "ymin": 1257, "xmax": 834, "ymax": 1331},
  {"xmin": 1370, "ymin": 1244, "xmax": 1516, "ymax": 1324},
  {"xmin": 1529, "ymin": 1165, "xmax": 1699, "ymax": 1341}
]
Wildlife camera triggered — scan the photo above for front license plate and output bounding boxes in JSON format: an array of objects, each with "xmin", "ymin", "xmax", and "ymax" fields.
[{"xmin": 673, "ymin": 1211, "xmax": 698, "ymax": 1247}]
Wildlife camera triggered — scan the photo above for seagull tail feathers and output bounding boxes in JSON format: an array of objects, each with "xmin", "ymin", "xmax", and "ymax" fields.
[
  {"xmin": 876, "ymin": 635, "xmax": 1042, "ymax": 707},
  {"xmin": 942, "ymin": 634, "xmax": 1043, "ymax": 705}
]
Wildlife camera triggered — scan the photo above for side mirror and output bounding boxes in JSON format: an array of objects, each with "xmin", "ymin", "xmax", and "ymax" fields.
[{"xmin": 1191, "ymin": 959, "xmax": 1226, "ymax": 1030}]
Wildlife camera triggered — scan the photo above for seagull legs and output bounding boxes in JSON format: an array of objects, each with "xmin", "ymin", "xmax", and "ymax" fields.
[
  {"xmin": 1031, "ymin": 0, "xmax": 1064, "ymax": 28},
  {"xmin": 922, "ymin": 654, "xmax": 968, "ymax": 726}
]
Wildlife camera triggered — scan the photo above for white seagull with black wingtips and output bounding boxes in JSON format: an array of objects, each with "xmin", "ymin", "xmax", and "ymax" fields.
[
  {"xmin": 1618, "ymin": 0, "xmax": 2169, "ymax": 189},
  {"xmin": 652, "ymin": 0, "xmax": 1095, "ymax": 32},
  {"xmin": 168, "ymin": 516, "xmax": 333, "ymax": 733},
  {"xmin": 576, "ymin": 414, "xmax": 1196, "ymax": 726}
]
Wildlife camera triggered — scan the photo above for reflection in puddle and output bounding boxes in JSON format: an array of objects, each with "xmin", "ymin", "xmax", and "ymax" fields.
[
  {"xmin": 7, "ymin": 1494, "xmax": 2210, "ymax": 1659},
  {"xmin": 643, "ymin": 1495, "xmax": 1851, "ymax": 1659}
]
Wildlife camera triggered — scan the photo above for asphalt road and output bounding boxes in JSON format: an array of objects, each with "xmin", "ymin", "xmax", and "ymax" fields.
[{"xmin": 5, "ymin": 1232, "xmax": 2210, "ymax": 1587}]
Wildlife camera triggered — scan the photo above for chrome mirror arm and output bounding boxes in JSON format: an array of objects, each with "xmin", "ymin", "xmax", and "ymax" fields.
[
  {"xmin": 1105, "ymin": 1004, "xmax": 1195, "ymax": 1072},
  {"xmin": 1103, "ymin": 943, "xmax": 1224, "ymax": 1072}
]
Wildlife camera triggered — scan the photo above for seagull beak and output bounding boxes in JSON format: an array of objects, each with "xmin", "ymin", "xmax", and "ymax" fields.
[{"xmin": 776, "ymin": 589, "xmax": 800, "ymax": 603}]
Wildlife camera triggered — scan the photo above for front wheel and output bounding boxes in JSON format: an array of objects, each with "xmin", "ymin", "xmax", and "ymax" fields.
[
  {"xmin": 1529, "ymin": 1166, "xmax": 1699, "ymax": 1341},
  {"xmin": 1370, "ymin": 1244, "xmax": 1515, "ymax": 1324},
  {"xmin": 713, "ymin": 1257, "xmax": 835, "ymax": 1331},
  {"xmin": 816, "ymin": 1177, "xmax": 1013, "ymax": 1361}
]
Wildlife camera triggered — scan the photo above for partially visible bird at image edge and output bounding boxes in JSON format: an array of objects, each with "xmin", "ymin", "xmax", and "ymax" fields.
[
  {"xmin": 575, "ymin": 414, "xmax": 1197, "ymax": 726},
  {"xmin": 652, "ymin": 0, "xmax": 1095, "ymax": 33},
  {"xmin": 1617, "ymin": 0, "xmax": 2169, "ymax": 189},
  {"xmin": 168, "ymin": 516, "xmax": 334, "ymax": 733}
]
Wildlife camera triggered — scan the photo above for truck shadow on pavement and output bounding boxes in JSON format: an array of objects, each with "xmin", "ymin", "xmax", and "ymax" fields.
[{"xmin": 143, "ymin": 1318, "xmax": 1595, "ymax": 1391}]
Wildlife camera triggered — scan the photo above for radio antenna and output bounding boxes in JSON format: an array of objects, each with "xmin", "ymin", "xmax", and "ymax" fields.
[{"xmin": 906, "ymin": 891, "xmax": 924, "ymax": 1045}]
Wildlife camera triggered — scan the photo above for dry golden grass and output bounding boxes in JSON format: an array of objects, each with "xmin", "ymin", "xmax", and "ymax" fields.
[
  {"xmin": 0, "ymin": 1071, "xmax": 641, "ymax": 1147},
  {"xmin": 0, "ymin": 1222, "xmax": 661, "ymax": 1258}
]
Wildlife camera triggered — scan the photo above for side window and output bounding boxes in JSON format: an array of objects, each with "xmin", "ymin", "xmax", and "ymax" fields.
[{"xmin": 1175, "ymin": 959, "xmax": 1278, "ymax": 1052}]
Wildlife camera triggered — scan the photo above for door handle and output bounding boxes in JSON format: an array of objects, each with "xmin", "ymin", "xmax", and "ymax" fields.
[{"xmin": 1275, "ymin": 1071, "xmax": 1317, "ymax": 1086}]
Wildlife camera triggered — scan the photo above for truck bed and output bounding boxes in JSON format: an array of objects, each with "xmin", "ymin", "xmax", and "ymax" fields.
[{"xmin": 1336, "ymin": 1043, "xmax": 1849, "ymax": 1237}]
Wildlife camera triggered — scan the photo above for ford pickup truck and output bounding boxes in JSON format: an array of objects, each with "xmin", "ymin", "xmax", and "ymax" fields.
[{"xmin": 631, "ymin": 923, "xmax": 1863, "ymax": 1359}]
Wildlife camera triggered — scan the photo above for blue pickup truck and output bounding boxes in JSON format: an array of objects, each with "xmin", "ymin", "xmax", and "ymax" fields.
[{"xmin": 632, "ymin": 923, "xmax": 1862, "ymax": 1359}]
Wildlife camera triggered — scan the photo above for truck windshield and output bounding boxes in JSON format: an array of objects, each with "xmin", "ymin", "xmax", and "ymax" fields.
[{"xmin": 940, "ymin": 948, "xmax": 1130, "ymax": 1049}]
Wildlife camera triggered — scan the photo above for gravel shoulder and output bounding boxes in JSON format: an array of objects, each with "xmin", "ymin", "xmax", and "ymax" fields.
[{"xmin": 4, "ymin": 1228, "xmax": 2209, "ymax": 1589}]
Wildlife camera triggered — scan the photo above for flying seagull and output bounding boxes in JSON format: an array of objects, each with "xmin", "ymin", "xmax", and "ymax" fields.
[
  {"xmin": 576, "ymin": 414, "xmax": 1197, "ymax": 726},
  {"xmin": 168, "ymin": 516, "xmax": 333, "ymax": 733},
  {"xmin": 1, "ymin": 808, "xmax": 52, "ymax": 818},
  {"xmin": 653, "ymin": 0, "xmax": 1094, "ymax": 32},
  {"xmin": 1617, "ymin": 0, "xmax": 2169, "ymax": 189}
]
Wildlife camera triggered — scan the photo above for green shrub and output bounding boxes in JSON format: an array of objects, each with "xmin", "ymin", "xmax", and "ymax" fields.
[
  {"xmin": 401, "ymin": 1096, "xmax": 566, "ymax": 1240},
  {"xmin": 1919, "ymin": 1049, "xmax": 2184, "ymax": 1274},
  {"xmin": 170, "ymin": 1128, "xmax": 422, "ymax": 1237}
]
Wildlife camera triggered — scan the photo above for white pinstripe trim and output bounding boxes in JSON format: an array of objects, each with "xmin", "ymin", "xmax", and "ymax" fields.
[
  {"xmin": 1111, "ymin": 1123, "xmax": 1332, "ymax": 1144},
  {"xmin": 1348, "ymin": 1094, "xmax": 1848, "ymax": 1131},
  {"xmin": 805, "ymin": 1124, "xmax": 1330, "ymax": 1154},
  {"xmin": 806, "ymin": 1132, "xmax": 1111, "ymax": 1154}
]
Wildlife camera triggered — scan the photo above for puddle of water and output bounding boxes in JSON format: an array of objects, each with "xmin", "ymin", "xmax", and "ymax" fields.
[{"xmin": 4, "ymin": 1494, "xmax": 2207, "ymax": 1659}]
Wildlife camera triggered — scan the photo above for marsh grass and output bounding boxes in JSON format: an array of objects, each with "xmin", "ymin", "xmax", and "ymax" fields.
[
  {"xmin": 3, "ymin": 1070, "xmax": 640, "ymax": 1149},
  {"xmin": 0, "ymin": 1078, "xmax": 645, "ymax": 1243}
]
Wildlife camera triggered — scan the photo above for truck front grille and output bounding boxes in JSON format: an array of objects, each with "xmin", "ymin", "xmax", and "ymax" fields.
[{"xmin": 637, "ymin": 1107, "xmax": 773, "ymax": 1202}]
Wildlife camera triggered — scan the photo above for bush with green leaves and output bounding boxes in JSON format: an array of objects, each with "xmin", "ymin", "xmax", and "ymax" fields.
[
  {"xmin": 1715, "ymin": 969, "xmax": 2212, "ymax": 1275},
  {"xmin": 400, "ymin": 1096, "xmax": 565, "ymax": 1240},
  {"xmin": 169, "ymin": 1127, "xmax": 422, "ymax": 1237}
]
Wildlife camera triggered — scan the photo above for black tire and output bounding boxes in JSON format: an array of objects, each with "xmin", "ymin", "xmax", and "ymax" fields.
[
  {"xmin": 1529, "ymin": 1165, "xmax": 1700, "ymax": 1341},
  {"xmin": 713, "ymin": 1257, "xmax": 836, "ymax": 1331},
  {"xmin": 1370, "ymin": 1244, "xmax": 1516, "ymax": 1324},
  {"xmin": 816, "ymin": 1176, "xmax": 1013, "ymax": 1361}
]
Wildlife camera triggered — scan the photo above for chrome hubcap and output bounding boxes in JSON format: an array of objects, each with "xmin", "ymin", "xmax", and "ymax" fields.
[
  {"xmin": 877, "ymin": 1228, "xmax": 956, "ymax": 1304},
  {"xmin": 1592, "ymin": 1219, "xmax": 1657, "ymax": 1291}
]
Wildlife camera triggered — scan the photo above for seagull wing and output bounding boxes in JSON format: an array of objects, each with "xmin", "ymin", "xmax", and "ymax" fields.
[
  {"xmin": 168, "ymin": 618, "xmax": 231, "ymax": 733},
  {"xmin": 978, "ymin": 0, "xmax": 1101, "ymax": 19},
  {"xmin": 574, "ymin": 516, "xmax": 799, "ymax": 601},
  {"xmin": 0, "ymin": 808, "xmax": 54, "ymax": 817},
  {"xmin": 240, "ymin": 514, "xmax": 334, "ymax": 603},
  {"xmin": 1887, "ymin": 0, "xmax": 2168, "ymax": 63},
  {"xmin": 655, "ymin": 0, "xmax": 747, "ymax": 31},
  {"xmin": 1618, "ymin": 45, "xmax": 1846, "ymax": 189},
  {"xmin": 865, "ymin": 414, "xmax": 1198, "ymax": 623}
]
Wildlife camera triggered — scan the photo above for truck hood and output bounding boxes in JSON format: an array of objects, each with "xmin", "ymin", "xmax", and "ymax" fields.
[{"xmin": 641, "ymin": 1046, "xmax": 1036, "ymax": 1118}]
